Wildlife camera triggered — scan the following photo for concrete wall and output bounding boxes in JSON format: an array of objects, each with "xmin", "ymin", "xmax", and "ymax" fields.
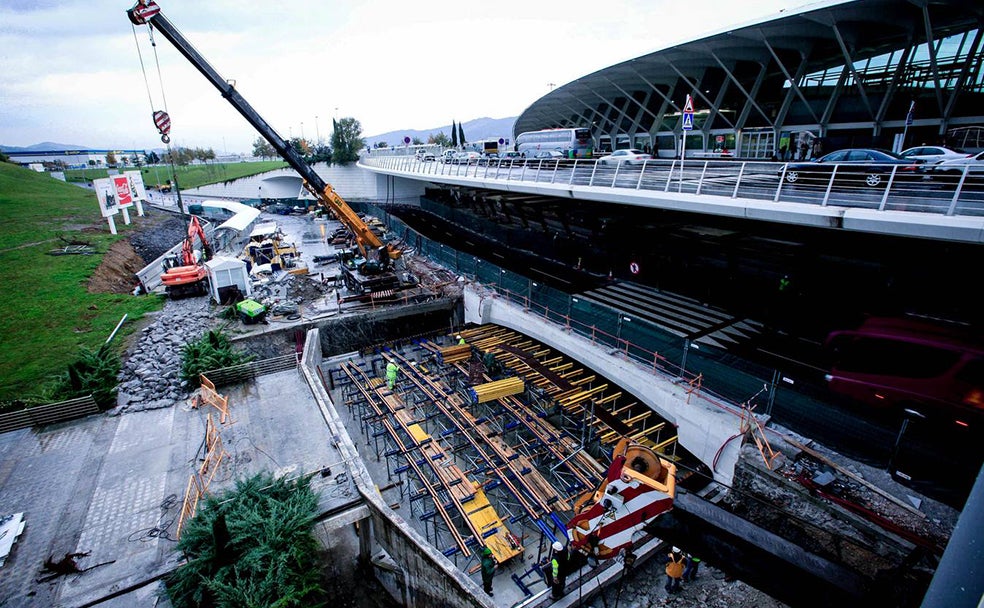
[
  {"xmin": 299, "ymin": 328, "xmax": 493, "ymax": 608},
  {"xmin": 462, "ymin": 284, "xmax": 745, "ymax": 487},
  {"xmin": 184, "ymin": 164, "xmax": 425, "ymax": 204}
]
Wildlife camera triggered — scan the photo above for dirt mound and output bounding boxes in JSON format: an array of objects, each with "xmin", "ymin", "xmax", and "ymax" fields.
[
  {"xmin": 88, "ymin": 239, "xmax": 146, "ymax": 294},
  {"xmin": 86, "ymin": 209, "xmax": 193, "ymax": 295}
]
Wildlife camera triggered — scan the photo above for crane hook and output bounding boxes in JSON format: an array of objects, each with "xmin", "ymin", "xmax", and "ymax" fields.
[{"xmin": 153, "ymin": 110, "xmax": 171, "ymax": 144}]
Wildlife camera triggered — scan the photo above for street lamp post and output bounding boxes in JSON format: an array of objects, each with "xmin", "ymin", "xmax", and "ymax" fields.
[{"xmin": 315, "ymin": 115, "xmax": 321, "ymax": 144}]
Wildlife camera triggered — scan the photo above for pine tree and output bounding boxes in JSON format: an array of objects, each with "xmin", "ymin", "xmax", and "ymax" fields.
[
  {"xmin": 451, "ymin": 120, "xmax": 458, "ymax": 148},
  {"xmin": 458, "ymin": 122, "xmax": 466, "ymax": 146}
]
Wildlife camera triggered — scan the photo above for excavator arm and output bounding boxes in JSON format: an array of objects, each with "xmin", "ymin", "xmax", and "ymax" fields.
[{"xmin": 128, "ymin": 0, "xmax": 399, "ymax": 268}]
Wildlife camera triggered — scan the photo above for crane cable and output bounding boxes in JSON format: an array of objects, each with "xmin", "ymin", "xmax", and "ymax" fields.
[
  {"xmin": 130, "ymin": 21, "xmax": 166, "ymax": 117},
  {"xmin": 130, "ymin": 20, "xmax": 173, "ymax": 145},
  {"xmin": 131, "ymin": 19, "xmax": 184, "ymax": 211}
]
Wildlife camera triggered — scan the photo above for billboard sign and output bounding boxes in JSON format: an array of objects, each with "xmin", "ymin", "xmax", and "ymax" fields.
[
  {"xmin": 123, "ymin": 171, "xmax": 148, "ymax": 201},
  {"xmin": 93, "ymin": 178, "xmax": 121, "ymax": 218},
  {"xmin": 112, "ymin": 175, "xmax": 135, "ymax": 208}
]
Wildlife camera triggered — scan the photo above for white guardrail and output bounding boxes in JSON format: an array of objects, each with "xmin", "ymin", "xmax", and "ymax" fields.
[{"xmin": 362, "ymin": 155, "xmax": 984, "ymax": 219}]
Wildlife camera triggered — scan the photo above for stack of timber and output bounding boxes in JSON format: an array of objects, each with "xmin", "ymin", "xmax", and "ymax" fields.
[
  {"xmin": 437, "ymin": 343, "xmax": 471, "ymax": 364},
  {"xmin": 469, "ymin": 377, "xmax": 525, "ymax": 404}
]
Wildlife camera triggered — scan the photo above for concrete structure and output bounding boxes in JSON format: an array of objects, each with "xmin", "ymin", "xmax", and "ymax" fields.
[
  {"xmin": 4, "ymin": 149, "xmax": 146, "ymax": 168},
  {"xmin": 514, "ymin": 0, "xmax": 984, "ymax": 159},
  {"xmin": 182, "ymin": 163, "xmax": 426, "ymax": 206}
]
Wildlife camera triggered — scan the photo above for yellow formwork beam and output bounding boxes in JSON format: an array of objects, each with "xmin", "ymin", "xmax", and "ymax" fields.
[
  {"xmin": 559, "ymin": 384, "xmax": 608, "ymax": 408},
  {"xmin": 469, "ymin": 377, "xmax": 525, "ymax": 403},
  {"xmin": 438, "ymin": 344, "xmax": 471, "ymax": 364}
]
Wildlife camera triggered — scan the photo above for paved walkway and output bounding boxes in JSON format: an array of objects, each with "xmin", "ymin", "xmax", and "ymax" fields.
[{"xmin": 0, "ymin": 368, "xmax": 341, "ymax": 608}]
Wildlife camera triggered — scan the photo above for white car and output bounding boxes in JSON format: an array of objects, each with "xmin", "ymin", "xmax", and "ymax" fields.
[
  {"xmin": 898, "ymin": 145, "xmax": 970, "ymax": 164},
  {"xmin": 597, "ymin": 148, "xmax": 652, "ymax": 166},
  {"xmin": 415, "ymin": 150, "xmax": 436, "ymax": 162},
  {"xmin": 926, "ymin": 150, "xmax": 984, "ymax": 178},
  {"xmin": 452, "ymin": 151, "xmax": 481, "ymax": 164}
]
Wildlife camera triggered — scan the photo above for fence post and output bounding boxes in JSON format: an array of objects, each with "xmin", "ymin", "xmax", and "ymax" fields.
[
  {"xmin": 765, "ymin": 368, "xmax": 780, "ymax": 417},
  {"xmin": 680, "ymin": 338, "xmax": 691, "ymax": 378}
]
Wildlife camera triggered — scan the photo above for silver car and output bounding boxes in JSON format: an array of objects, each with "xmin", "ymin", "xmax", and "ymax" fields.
[
  {"xmin": 926, "ymin": 150, "xmax": 984, "ymax": 179},
  {"xmin": 597, "ymin": 148, "xmax": 652, "ymax": 165},
  {"xmin": 898, "ymin": 145, "xmax": 970, "ymax": 164}
]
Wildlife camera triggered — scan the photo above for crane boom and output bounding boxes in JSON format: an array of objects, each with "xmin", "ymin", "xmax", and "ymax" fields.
[{"xmin": 127, "ymin": 0, "xmax": 396, "ymax": 267}]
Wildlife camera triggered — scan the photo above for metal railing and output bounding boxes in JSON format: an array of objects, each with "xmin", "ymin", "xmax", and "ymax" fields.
[
  {"xmin": 0, "ymin": 395, "xmax": 99, "ymax": 434},
  {"xmin": 363, "ymin": 155, "xmax": 984, "ymax": 219}
]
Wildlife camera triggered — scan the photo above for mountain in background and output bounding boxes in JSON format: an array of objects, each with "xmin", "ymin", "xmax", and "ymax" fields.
[
  {"xmin": 363, "ymin": 116, "xmax": 517, "ymax": 148},
  {"xmin": 1, "ymin": 116, "xmax": 518, "ymax": 154},
  {"xmin": 1, "ymin": 141, "xmax": 92, "ymax": 153}
]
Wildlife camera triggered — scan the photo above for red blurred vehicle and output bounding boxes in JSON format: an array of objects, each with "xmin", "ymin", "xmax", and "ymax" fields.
[{"xmin": 823, "ymin": 315, "xmax": 984, "ymax": 426}]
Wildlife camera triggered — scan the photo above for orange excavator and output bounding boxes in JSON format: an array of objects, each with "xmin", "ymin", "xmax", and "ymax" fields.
[{"xmin": 160, "ymin": 215, "xmax": 212, "ymax": 298}]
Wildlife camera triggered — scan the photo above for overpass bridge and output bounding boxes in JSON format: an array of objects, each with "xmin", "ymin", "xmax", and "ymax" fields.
[{"xmin": 360, "ymin": 154, "xmax": 984, "ymax": 245}]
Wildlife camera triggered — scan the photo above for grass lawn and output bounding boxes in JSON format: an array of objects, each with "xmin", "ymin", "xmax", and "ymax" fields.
[
  {"xmin": 0, "ymin": 163, "xmax": 165, "ymax": 405},
  {"xmin": 64, "ymin": 160, "xmax": 287, "ymax": 190}
]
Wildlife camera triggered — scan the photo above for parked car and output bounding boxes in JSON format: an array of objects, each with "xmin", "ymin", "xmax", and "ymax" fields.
[
  {"xmin": 492, "ymin": 151, "xmax": 523, "ymax": 165},
  {"xmin": 924, "ymin": 150, "xmax": 984, "ymax": 180},
  {"xmin": 529, "ymin": 150, "xmax": 564, "ymax": 160},
  {"xmin": 452, "ymin": 151, "xmax": 481, "ymax": 164},
  {"xmin": 415, "ymin": 150, "xmax": 436, "ymax": 162},
  {"xmin": 780, "ymin": 148, "xmax": 924, "ymax": 187},
  {"xmin": 441, "ymin": 150, "xmax": 457, "ymax": 163},
  {"xmin": 597, "ymin": 148, "xmax": 652, "ymax": 166},
  {"xmin": 898, "ymin": 145, "xmax": 970, "ymax": 164}
]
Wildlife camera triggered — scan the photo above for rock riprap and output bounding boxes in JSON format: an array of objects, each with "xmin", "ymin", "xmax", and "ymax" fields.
[{"xmin": 114, "ymin": 297, "xmax": 214, "ymax": 414}]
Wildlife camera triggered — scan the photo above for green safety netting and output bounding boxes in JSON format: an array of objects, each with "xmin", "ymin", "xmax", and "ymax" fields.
[
  {"xmin": 682, "ymin": 341, "xmax": 773, "ymax": 406},
  {"xmin": 532, "ymin": 284, "xmax": 574, "ymax": 325},
  {"xmin": 617, "ymin": 316, "xmax": 687, "ymax": 374},
  {"xmin": 569, "ymin": 297, "xmax": 620, "ymax": 349}
]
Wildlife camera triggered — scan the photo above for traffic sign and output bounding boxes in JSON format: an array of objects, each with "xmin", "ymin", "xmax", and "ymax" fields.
[
  {"xmin": 682, "ymin": 94, "xmax": 695, "ymax": 131},
  {"xmin": 629, "ymin": 261, "xmax": 640, "ymax": 275}
]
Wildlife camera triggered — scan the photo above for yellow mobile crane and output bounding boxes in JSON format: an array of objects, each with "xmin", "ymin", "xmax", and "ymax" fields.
[{"xmin": 127, "ymin": 0, "xmax": 409, "ymax": 295}]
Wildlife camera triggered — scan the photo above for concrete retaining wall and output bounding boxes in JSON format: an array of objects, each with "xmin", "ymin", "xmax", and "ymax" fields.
[{"xmin": 299, "ymin": 328, "xmax": 493, "ymax": 608}]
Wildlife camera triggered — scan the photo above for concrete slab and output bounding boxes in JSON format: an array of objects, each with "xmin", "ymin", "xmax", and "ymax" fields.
[{"xmin": 0, "ymin": 367, "xmax": 343, "ymax": 608}]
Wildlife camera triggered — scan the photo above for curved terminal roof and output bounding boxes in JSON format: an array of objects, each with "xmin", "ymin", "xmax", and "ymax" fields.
[{"xmin": 515, "ymin": 0, "xmax": 984, "ymax": 149}]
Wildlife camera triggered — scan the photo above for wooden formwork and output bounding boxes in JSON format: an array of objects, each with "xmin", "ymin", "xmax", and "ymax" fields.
[{"xmin": 446, "ymin": 324, "xmax": 680, "ymax": 456}]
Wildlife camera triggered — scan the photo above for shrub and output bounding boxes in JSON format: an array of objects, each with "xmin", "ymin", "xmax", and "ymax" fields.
[
  {"xmin": 180, "ymin": 329, "xmax": 254, "ymax": 383},
  {"xmin": 166, "ymin": 472, "xmax": 327, "ymax": 608}
]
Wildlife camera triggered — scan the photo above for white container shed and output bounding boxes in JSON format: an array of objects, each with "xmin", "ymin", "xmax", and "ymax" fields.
[{"xmin": 205, "ymin": 256, "xmax": 252, "ymax": 304}]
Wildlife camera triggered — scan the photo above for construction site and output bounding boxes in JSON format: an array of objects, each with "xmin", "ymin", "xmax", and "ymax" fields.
[{"xmin": 319, "ymin": 322, "xmax": 683, "ymax": 599}]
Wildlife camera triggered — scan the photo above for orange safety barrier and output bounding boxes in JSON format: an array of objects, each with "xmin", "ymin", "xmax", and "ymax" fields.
[
  {"xmin": 193, "ymin": 374, "xmax": 231, "ymax": 424},
  {"xmin": 175, "ymin": 414, "xmax": 228, "ymax": 538},
  {"xmin": 740, "ymin": 405, "xmax": 781, "ymax": 470}
]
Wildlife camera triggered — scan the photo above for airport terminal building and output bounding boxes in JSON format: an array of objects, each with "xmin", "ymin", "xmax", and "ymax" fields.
[{"xmin": 515, "ymin": 0, "xmax": 984, "ymax": 159}]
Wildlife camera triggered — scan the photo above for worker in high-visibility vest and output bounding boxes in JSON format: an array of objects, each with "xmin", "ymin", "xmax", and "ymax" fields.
[
  {"xmin": 385, "ymin": 361, "xmax": 399, "ymax": 389},
  {"xmin": 549, "ymin": 541, "xmax": 569, "ymax": 599}
]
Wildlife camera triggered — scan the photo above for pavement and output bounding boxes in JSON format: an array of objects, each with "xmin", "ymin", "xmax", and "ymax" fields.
[{"xmin": 0, "ymin": 368, "xmax": 344, "ymax": 608}]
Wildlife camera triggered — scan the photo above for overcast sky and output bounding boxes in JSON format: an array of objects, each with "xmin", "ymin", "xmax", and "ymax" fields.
[{"xmin": 1, "ymin": 0, "xmax": 808, "ymax": 154}]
